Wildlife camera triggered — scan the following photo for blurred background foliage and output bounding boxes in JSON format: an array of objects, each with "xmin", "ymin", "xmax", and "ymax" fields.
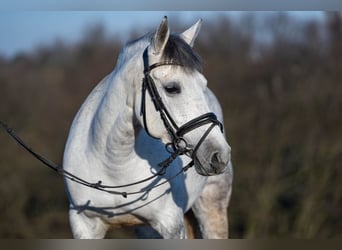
[{"xmin": 0, "ymin": 12, "xmax": 341, "ymax": 238}]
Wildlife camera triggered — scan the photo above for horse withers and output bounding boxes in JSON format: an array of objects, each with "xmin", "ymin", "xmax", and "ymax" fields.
[{"xmin": 63, "ymin": 17, "xmax": 233, "ymax": 239}]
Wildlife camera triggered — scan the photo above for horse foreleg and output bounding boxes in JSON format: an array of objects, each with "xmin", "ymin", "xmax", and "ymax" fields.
[
  {"xmin": 69, "ymin": 209, "xmax": 109, "ymax": 239},
  {"xmin": 135, "ymin": 206, "xmax": 186, "ymax": 239},
  {"xmin": 191, "ymin": 167, "xmax": 233, "ymax": 239}
]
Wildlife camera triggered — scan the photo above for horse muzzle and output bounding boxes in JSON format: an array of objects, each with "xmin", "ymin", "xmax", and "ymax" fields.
[{"xmin": 193, "ymin": 140, "xmax": 231, "ymax": 176}]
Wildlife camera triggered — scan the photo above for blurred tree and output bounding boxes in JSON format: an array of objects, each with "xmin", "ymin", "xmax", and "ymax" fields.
[{"xmin": 326, "ymin": 12, "xmax": 342, "ymax": 59}]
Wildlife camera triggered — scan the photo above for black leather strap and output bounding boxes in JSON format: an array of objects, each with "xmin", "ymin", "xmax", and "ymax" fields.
[{"xmin": 141, "ymin": 47, "xmax": 224, "ymax": 160}]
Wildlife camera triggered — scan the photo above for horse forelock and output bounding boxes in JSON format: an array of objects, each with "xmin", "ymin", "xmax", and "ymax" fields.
[
  {"xmin": 162, "ymin": 34, "xmax": 202, "ymax": 73},
  {"xmin": 120, "ymin": 32, "xmax": 202, "ymax": 73}
]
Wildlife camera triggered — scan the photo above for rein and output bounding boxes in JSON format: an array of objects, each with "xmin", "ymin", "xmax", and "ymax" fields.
[
  {"xmin": 0, "ymin": 120, "xmax": 192, "ymax": 198},
  {"xmin": 0, "ymin": 46, "xmax": 223, "ymax": 198}
]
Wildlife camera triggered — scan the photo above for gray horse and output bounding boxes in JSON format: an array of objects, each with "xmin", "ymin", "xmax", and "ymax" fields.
[{"xmin": 63, "ymin": 17, "xmax": 233, "ymax": 239}]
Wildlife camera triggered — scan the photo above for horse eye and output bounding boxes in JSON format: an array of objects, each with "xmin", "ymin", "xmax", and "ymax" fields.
[{"xmin": 164, "ymin": 83, "xmax": 181, "ymax": 95}]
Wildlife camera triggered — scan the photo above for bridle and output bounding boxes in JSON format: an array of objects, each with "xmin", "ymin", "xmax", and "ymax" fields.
[
  {"xmin": 0, "ymin": 46, "xmax": 224, "ymax": 198},
  {"xmin": 140, "ymin": 47, "xmax": 223, "ymax": 172}
]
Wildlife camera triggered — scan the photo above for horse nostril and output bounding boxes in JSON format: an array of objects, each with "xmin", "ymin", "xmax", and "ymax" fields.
[
  {"xmin": 210, "ymin": 151, "xmax": 229, "ymax": 173},
  {"xmin": 211, "ymin": 152, "xmax": 220, "ymax": 165},
  {"xmin": 210, "ymin": 152, "xmax": 225, "ymax": 167}
]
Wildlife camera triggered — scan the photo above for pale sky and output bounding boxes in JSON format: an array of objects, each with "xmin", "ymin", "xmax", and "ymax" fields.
[
  {"xmin": 0, "ymin": 11, "xmax": 222, "ymax": 58},
  {"xmin": 0, "ymin": 11, "xmax": 325, "ymax": 58}
]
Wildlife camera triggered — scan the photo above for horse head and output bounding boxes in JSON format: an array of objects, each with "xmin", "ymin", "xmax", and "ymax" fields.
[{"xmin": 134, "ymin": 17, "xmax": 231, "ymax": 176}]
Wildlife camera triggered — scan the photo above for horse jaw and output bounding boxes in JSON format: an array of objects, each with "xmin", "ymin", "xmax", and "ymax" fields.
[{"xmin": 180, "ymin": 19, "xmax": 202, "ymax": 47}]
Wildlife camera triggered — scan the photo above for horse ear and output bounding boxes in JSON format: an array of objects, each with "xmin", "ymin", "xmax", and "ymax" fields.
[
  {"xmin": 180, "ymin": 19, "xmax": 202, "ymax": 47},
  {"xmin": 152, "ymin": 16, "xmax": 170, "ymax": 55}
]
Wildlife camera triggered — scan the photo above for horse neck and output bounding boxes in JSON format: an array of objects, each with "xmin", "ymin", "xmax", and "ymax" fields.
[{"xmin": 90, "ymin": 63, "xmax": 142, "ymax": 164}]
